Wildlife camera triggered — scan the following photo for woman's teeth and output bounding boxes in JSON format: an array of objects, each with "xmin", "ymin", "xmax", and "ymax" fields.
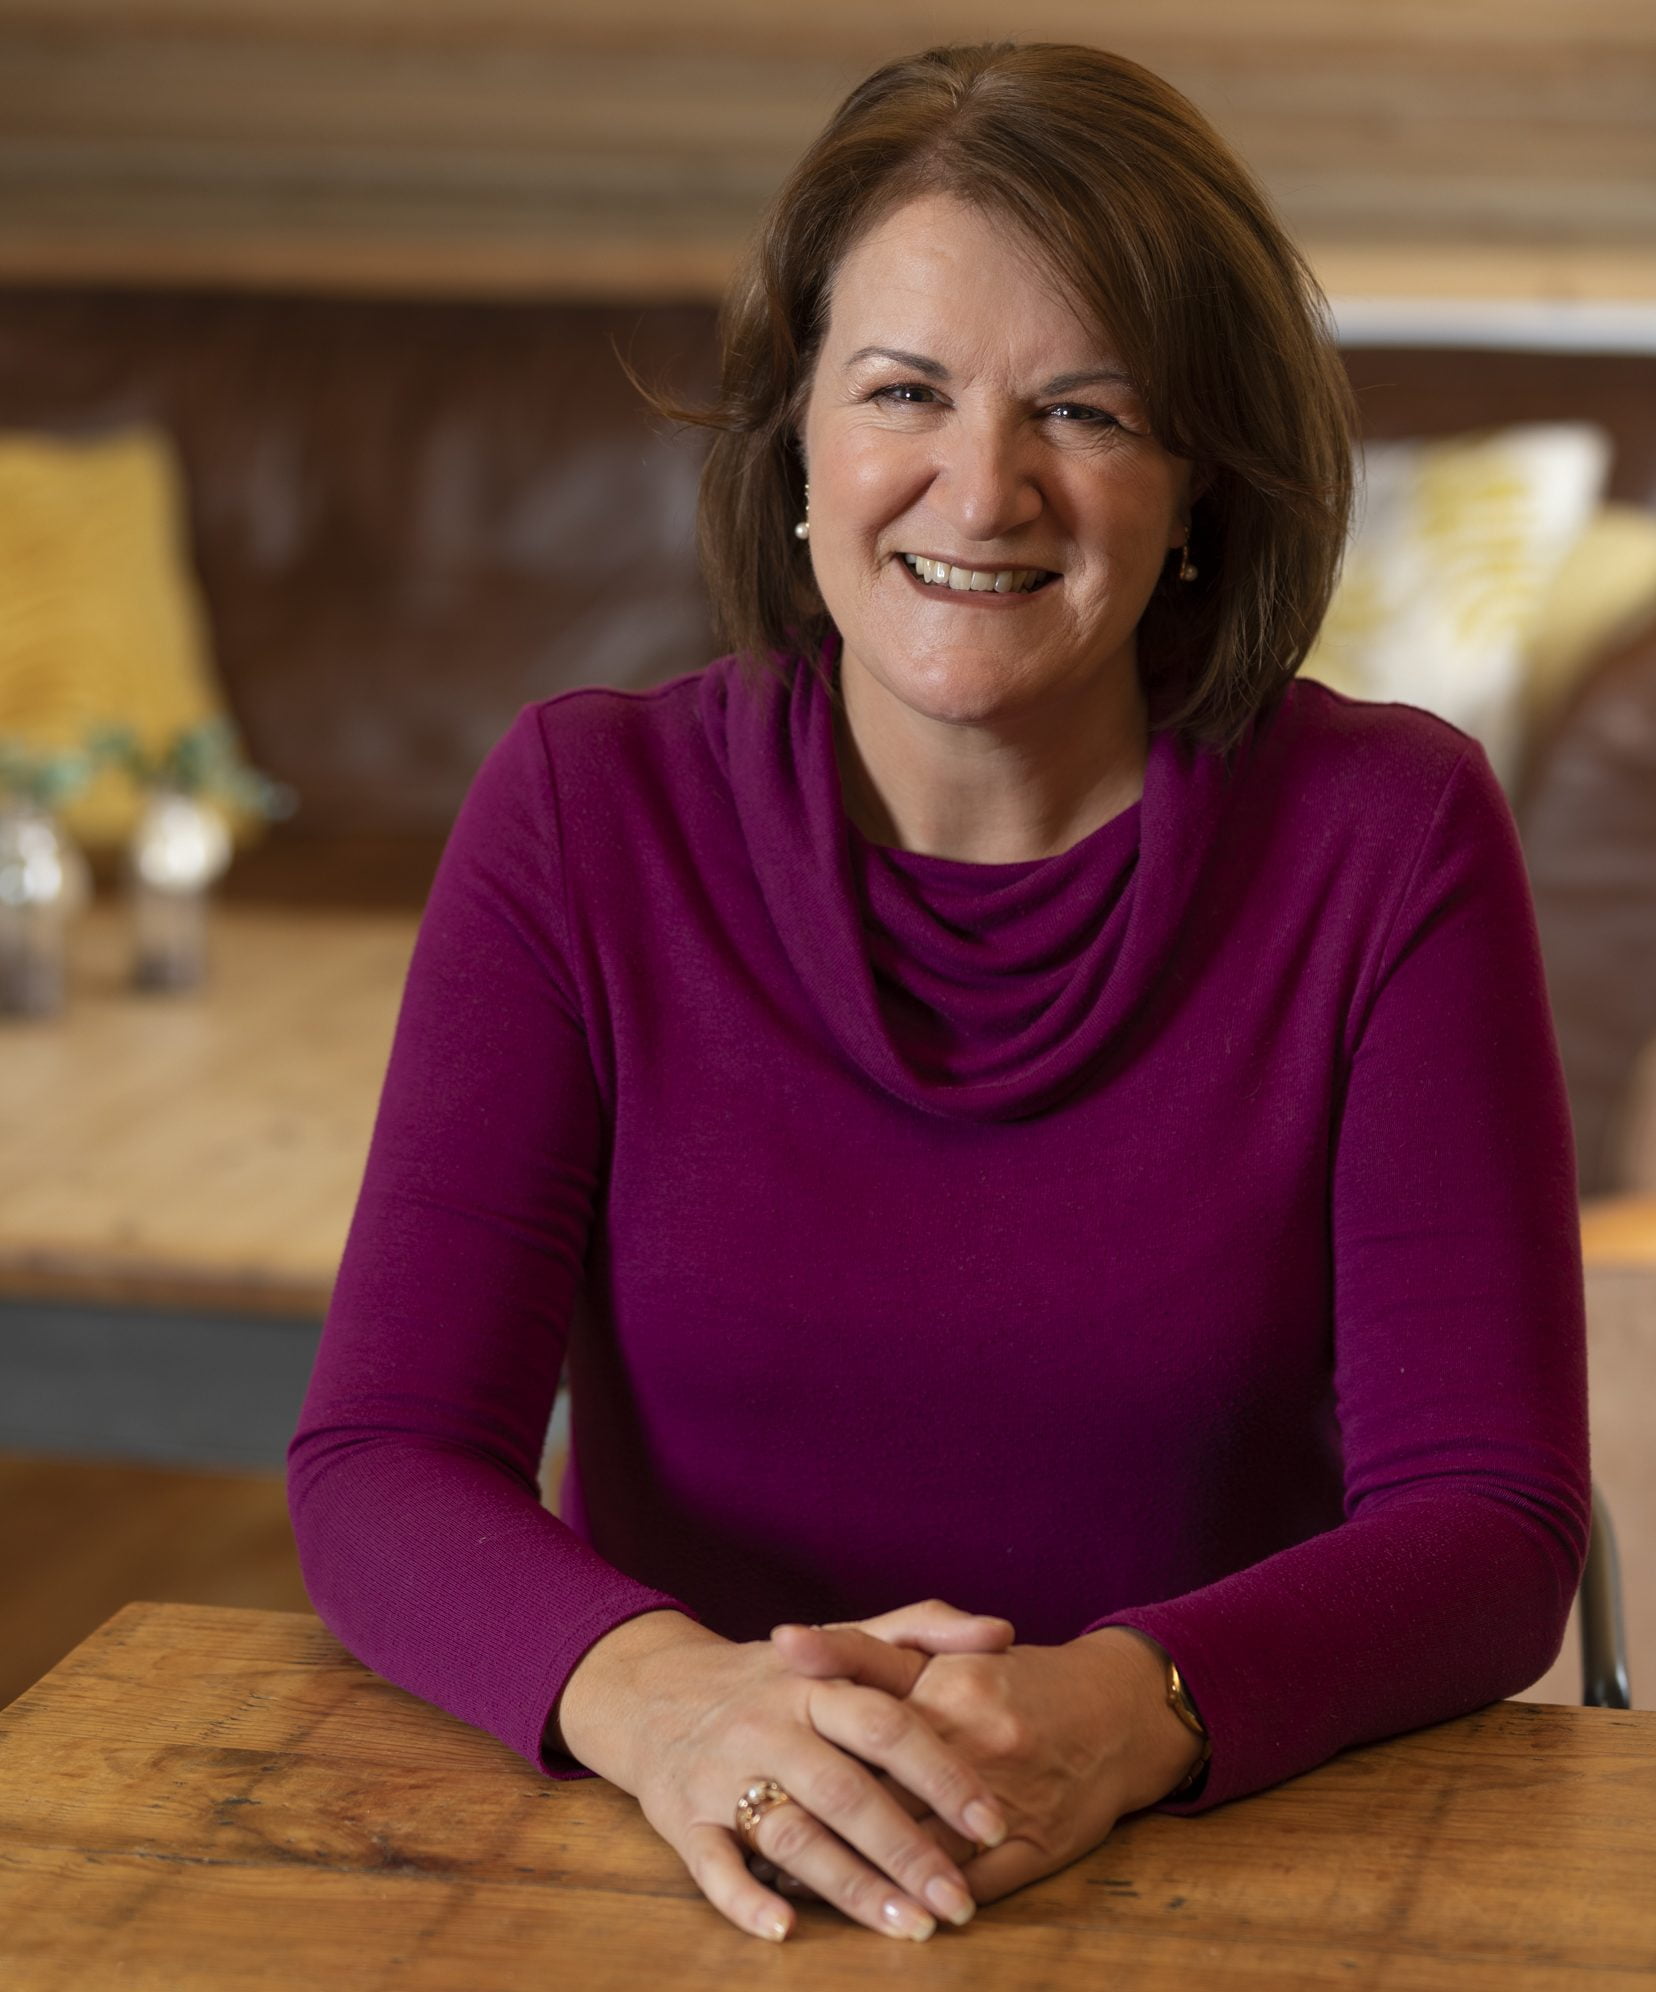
[{"xmin": 901, "ymin": 554, "xmax": 1051, "ymax": 593}]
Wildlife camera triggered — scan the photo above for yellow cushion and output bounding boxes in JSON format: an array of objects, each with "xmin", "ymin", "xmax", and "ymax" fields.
[
  {"xmin": 0, "ymin": 426, "xmax": 243, "ymax": 847},
  {"xmin": 1302, "ymin": 423, "xmax": 1616, "ymax": 790},
  {"xmin": 1519, "ymin": 502, "xmax": 1656, "ymax": 745}
]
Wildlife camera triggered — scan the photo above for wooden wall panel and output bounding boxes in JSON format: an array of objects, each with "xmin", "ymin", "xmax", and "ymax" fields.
[{"xmin": 0, "ymin": 1, "xmax": 1650, "ymax": 303}]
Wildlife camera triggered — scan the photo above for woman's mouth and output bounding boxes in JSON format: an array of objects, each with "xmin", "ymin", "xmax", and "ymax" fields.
[{"xmin": 898, "ymin": 553, "xmax": 1058, "ymax": 595}]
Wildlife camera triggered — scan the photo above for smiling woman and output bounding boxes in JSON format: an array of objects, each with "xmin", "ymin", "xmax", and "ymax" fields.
[
  {"xmin": 674, "ymin": 42, "xmax": 1353, "ymax": 775},
  {"xmin": 648, "ymin": 44, "xmax": 1352, "ymax": 861},
  {"xmin": 288, "ymin": 39, "xmax": 1589, "ymax": 1953},
  {"xmin": 799, "ymin": 194, "xmax": 1194, "ymax": 860}
]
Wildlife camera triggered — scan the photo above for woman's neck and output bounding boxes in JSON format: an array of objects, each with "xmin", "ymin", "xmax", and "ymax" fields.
[{"xmin": 831, "ymin": 651, "xmax": 1149, "ymax": 865}]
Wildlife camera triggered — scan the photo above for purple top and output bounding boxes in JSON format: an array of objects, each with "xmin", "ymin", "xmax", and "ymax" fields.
[{"xmin": 287, "ymin": 649, "xmax": 1589, "ymax": 1810}]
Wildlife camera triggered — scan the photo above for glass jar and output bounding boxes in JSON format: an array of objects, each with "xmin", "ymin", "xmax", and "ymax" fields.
[
  {"xmin": 0, "ymin": 802, "xmax": 90, "ymax": 1018},
  {"xmin": 129, "ymin": 789, "xmax": 232, "ymax": 992}
]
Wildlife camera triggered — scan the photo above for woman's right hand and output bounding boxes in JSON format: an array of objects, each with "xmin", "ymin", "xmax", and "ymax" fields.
[{"xmin": 549, "ymin": 1607, "xmax": 1012, "ymax": 1944}]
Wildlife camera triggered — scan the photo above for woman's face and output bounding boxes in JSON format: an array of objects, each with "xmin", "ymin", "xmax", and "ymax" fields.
[{"xmin": 799, "ymin": 192, "xmax": 1194, "ymax": 730}]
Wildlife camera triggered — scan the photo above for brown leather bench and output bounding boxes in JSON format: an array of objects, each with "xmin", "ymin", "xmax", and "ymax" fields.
[{"xmin": 0, "ymin": 292, "xmax": 1652, "ymax": 1199}]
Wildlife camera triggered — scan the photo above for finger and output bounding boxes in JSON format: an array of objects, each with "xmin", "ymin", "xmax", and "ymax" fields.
[
  {"xmin": 683, "ymin": 1821, "xmax": 795, "ymax": 1943},
  {"xmin": 749, "ymin": 1787, "xmax": 969, "ymax": 1910},
  {"xmin": 874, "ymin": 1777, "xmax": 984, "ymax": 1864},
  {"xmin": 959, "ymin": 1835, "xmax": 1046, "ymax": 1908},
  {"xmin": 804, "ymin": 1816, "xmax": 1034, "ymax": 1913},
  {"xmin": 745, "ymin": 1852, "xmax": 823, "ymax": 1902},
  {"xmin": 801, "ymin": 1677, "xmax": 1007, "ymax": 1888},
  {"xmin": 770, "ymin": 1623, "xmax": 927, "ymax": 1695},
  {"xmin": 816, "ymin": 1599, "xmax": 1017, "ymax": 1653},
  {"xmin": 744, "ymin": 1788, "xmax": 943, "ymax": 1941}
]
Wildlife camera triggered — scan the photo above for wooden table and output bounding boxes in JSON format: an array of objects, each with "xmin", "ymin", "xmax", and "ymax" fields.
[
  {"xmin": 0, "ymin": 900, "xmax": 417, "ymax": 1317},
  {"xmin": 2, "ymin": 1604, "xmax": 1654, "ymax": 1990}
]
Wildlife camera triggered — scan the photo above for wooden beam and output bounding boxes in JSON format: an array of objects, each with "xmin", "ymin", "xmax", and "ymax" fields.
[{"xmin": 0, "ymin": 3, "xmax": 1649, "ymax": 303}]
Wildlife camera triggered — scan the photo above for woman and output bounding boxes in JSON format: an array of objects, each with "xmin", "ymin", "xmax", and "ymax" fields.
[{"xmin": 287, "ymin": 42, "xmax": 1589, "ymax": 1946}]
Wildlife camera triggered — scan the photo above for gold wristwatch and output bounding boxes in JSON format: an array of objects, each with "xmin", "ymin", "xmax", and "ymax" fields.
[{"xmin": 1165, "ymin": 1657, "xmax": 1211, "ymax": 1797}]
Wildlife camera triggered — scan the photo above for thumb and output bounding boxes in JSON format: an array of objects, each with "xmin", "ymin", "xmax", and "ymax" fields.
[
  {"xmin": 821, "ymin": 1600, "xmax": 1016, "ymax": 1654},
  {"xmin": 768, "ymin": 1623, "xmax": 929, "ymax": 1695},
  {"xmin": 770, "ymin": 1601, "xmax": 1016, "ymax": 1691}
]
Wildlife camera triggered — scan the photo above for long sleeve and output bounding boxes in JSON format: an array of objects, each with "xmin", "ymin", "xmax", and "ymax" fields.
[
  {"xmin": 286, "ymin": 707, "xmax": 693, "ymax": 1780},
  {"xmin": 291, "ymin": 656, "xmax": 1593, "ymax": 1813},
  {"xmin": 1089, "ymin": 742, "xmax": 1592, "ymax": 1809}
]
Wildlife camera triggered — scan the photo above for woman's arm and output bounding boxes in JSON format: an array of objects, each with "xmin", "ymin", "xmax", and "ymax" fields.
[
  {"xmin": 286, "ymin": 708, "xmax": 688, "ymax": 1778},
  {"xmin": 1096, "ymin": 741, "xmax": 1591, "ymax": 1806}
]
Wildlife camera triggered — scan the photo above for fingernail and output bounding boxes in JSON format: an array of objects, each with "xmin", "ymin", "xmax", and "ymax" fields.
[
  {"xmin": 881, "ymin": 1897, "xmax": 936, "ymax": 1941},
  {"xmin": 924, "ymin": 1875, "xmax": 976, "ymax": 1926},
  {"xmin": 963, "ymin": 1799, "xmax": 1007, "ymax": 1848},
  {"xmin": 759, "ymin": 1914, "xmax": 789, "ymax": 1943}
]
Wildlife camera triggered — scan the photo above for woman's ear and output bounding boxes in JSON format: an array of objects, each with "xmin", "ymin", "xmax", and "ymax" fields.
[{"xmin": 1168, "ymin": 463, "xmax": 1213, "ymax": 548}]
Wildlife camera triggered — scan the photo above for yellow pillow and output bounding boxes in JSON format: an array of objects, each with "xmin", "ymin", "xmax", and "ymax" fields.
[
  {"xmin": 0, "ymin": 426, "xmax": 243, "ymax": 847},
  {"xmin": 1520, "ymin": 502, "xmax": 1656, "ymax": 747},
  {"xmin": 1303, "ymin": 423, "xmax": 1614, "ymax": 790}
]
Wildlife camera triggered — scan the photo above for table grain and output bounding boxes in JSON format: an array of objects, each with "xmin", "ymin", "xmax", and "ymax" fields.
[
  {"xmin": 2, "ymin": 1602, "xmax": 1654, "ymax": 1989},
  {"xmin": 0, "ymin": 903, "xmax": 417, "ymax": 1315}
]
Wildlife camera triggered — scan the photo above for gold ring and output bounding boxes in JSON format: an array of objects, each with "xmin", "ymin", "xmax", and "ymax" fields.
[{"xmin": 735, "ymin": 1778, "xmax": 796, "ymax": 1848}]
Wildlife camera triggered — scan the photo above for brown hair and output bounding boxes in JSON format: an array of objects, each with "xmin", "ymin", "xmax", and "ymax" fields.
[{"xmin": 656, "ymin": 41, "xmax": 1355, "ymax": 753}]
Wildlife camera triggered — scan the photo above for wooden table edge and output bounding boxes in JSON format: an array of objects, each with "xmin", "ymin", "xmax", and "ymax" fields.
[{"xmin": 0, "ymin": 1258, "xmax": 332, "ymax": 1320}]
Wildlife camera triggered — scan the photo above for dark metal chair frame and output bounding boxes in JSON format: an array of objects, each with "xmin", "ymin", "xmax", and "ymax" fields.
[{"xmin": 1581, "ymin": 1481, "xmax": 1633, "ymax": 1709}]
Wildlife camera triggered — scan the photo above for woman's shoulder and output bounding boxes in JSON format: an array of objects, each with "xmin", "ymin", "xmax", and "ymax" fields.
[
  {"xmin": 448, "ymin": 664, "xmax": 726, "ymax": 875},
  {"xmin": 461, "ymin": 663, "xmax": 727, "ymax": 832},
  {"xmin": 1256, "ymin": 676, "xmax": 1496, "ymax": 823},
  {"xmin": 514, "ymin": 662, "xmax": 717, "ymax": 771}
]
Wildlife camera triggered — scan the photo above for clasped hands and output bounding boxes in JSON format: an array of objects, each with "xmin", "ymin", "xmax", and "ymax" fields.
[
  {"xmin": 757, "ymin": 1603, "xmax": 1200, "ymax": 1934},
  {"xmin": 557, "ymin": 1597, "xmax": 1204, "ymax": 1946}
]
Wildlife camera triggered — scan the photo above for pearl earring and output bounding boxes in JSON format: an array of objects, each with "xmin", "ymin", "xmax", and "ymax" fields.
[{"xmin": 794, "ymin": 479, "xmax": 810, "ymax": 542}]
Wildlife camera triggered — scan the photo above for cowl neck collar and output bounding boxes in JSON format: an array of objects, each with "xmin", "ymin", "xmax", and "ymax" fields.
[{"xmin": 702, "ymin": 644, "xmax": 1245, "ymax": 1123}]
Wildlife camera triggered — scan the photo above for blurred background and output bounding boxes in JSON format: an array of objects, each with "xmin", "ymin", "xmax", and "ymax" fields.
[{"xmin": 1, "ymin": 0, "xmax": 1652, "ymax": 1714}]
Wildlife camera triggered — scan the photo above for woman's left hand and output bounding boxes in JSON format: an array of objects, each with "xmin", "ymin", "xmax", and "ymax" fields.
[{"xmin": 768, "ymin": 1613, "xmax": 1204, "ymax": 1907}]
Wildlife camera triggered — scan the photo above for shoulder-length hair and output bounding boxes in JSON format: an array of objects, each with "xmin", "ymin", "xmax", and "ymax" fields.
[{"xmin": 653, "ymin": 41, "xmax": 1355, "ymax": 754}]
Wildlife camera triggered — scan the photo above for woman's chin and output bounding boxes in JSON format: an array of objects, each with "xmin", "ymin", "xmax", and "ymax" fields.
[
  {"xmin": 876, "ymin": 678, "xmax": 1029, "ymax": 730},
  {"xmin": 848, "ymin": 645, "xmax": 1077, "ymax": 731}
]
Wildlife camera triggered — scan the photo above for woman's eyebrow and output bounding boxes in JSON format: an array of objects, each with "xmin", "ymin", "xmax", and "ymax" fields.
[
  {"xmin": 1042, "ymin": 368, "xmax": 1138, "ymax": 395},
  {"xmin": 842, "ymin": 348, "xmax": 1137, "ymax": 396},
  {"xmin": 845, "ymin": 345, "xmax": 948, "ymax": 377}
]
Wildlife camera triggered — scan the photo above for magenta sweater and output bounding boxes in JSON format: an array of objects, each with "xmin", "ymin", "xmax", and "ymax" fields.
[{"xmin": 287, "ymin": 648, "xmax": 1590, "ymax": 1810}]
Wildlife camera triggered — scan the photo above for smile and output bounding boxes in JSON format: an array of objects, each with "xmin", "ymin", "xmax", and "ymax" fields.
[{"xmin": 899, "ymin": 553, "xmax": 1057, "ymax": 595}]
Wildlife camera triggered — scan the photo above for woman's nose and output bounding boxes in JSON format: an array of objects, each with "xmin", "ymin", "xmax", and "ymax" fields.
[{"xmin": 931, "ymin": 422, "xmax": 1042, "ymax": 543}]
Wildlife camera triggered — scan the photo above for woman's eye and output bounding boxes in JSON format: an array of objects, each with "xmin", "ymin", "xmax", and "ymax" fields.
[
  {"xmin": 873, "ymin": 382, "xmax": 938, "ymax": 406},
  {"xmin": 1048, "ymin": 402, "xmax": 1122, "ymax": 427}
]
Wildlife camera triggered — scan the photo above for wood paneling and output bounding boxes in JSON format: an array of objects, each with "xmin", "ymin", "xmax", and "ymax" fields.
[
  {"xmin": 0, "ymin": 1, "xmax": 1649, "ymax": 302},
  {"xmin": 0, "ymin": 1423, "xmax": 568, "ymax": 1716},
  {"xmin": 0, "ymin": 1456, "xmax": 309, "ymax": 1711}
]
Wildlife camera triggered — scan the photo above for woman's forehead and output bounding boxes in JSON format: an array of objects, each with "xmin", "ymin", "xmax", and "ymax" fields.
[{"xmin": 821, "ymin": 194, "xmax": 1131, "ymax": 373}]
